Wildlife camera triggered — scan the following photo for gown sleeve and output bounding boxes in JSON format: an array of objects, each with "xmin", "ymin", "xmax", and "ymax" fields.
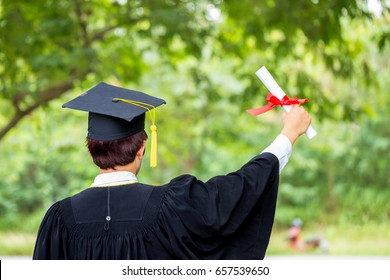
[
  {"xmin": 160, "ymin": 152, "xmax": 280, "ymax": 259},
  {"xmin": 33, "ymin": 202, "xmax": 66, "ymax": 260}
]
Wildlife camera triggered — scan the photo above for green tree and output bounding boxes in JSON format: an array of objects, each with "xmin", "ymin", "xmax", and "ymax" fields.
[
  {"xmin": 1, "ymin": 0, "xmax": 386, "ymax": 141},
  {"xmin": 0, "ymin": 0, "xmax": 389, "ymax": 229},
  {"xmin": 0, "ymin": 0, "xmax": 215, "ymax": 140}
]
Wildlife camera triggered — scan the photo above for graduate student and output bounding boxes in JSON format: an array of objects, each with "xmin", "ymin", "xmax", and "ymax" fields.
[{"xmin": 33, "ymin": 82, "xmax": 311, "ymax": 260}]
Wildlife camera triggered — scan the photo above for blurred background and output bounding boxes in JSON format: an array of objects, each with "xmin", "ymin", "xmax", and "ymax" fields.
[{"xmin": 0, "ymin": 0, "xmax": 389, "ymax": 257}]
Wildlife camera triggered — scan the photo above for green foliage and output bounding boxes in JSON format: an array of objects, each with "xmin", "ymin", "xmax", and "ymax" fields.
[
  {"xmin": 0, "ymin": 0, "xmax": 389, "ymax": 255},
  {"xmin": 0, "ymin": 99, "xmax": 96, "ymax": 221}
]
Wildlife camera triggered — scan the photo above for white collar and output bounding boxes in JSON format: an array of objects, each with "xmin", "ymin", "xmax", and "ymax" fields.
[{"xmin": 90, "ymin": 171, "xmax": 138, "ymax": 187}]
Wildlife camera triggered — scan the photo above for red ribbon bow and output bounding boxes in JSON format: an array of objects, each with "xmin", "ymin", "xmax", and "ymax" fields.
[{"xmin": 246, "ymin": 92, "xmax": 309, "ymax": 116}]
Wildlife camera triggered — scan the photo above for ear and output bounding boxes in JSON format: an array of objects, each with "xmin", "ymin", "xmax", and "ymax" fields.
[{"xmin": 136, "ymin": 140, "xmax": 146, "ymax": 159}]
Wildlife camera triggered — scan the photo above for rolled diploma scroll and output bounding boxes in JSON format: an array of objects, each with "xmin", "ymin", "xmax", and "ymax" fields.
[{"xmin": 256, "ymin": 66, "xmax": 317, "ymax": 139}]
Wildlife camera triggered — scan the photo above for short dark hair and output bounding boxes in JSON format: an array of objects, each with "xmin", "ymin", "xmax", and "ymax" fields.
[{"xmin": 86, "ymin": 130, "xmax": 148, "ymax": 169}]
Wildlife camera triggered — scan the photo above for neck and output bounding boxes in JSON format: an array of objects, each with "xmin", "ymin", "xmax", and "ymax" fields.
[{"xmin": 100, "ymin": 162, "xmax": 138, "ymax": 175}]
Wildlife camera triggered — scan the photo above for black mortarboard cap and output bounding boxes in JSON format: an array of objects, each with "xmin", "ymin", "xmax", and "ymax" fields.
[{"xmin": 62, "ymin": 82, "xmax": 166, "ymax": 167}]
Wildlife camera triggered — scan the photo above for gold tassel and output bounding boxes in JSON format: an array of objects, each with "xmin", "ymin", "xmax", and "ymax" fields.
[
  {"xmin": 112, "ymin": 97, "xmax": 159, "ymax": 167},
  {"xmin": 150, "ymin": 124, "xmax": 157, "ymax": 168}
]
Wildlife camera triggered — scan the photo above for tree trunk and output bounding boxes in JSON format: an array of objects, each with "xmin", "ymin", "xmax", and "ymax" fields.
[{"xmin": 0, "ymin": 80, "xmax": 75, "ymax": 141}]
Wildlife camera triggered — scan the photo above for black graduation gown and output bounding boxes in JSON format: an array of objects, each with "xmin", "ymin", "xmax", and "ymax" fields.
[{"xmin": 33, "ymin": 153, "xmax": 279, "ymax": 260}]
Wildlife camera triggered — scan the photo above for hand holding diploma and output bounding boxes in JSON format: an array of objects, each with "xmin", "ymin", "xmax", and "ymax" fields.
[
  {"xmin": 281, "ymin": 104, "xmax": 312, "ymax": 144},
  {"xmin": 247, "ymin": 66, "xmax": 317, "ymax": 140}
]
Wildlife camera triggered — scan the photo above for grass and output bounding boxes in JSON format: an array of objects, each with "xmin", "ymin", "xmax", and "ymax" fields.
[
  {"xmin": 267, "ymin": 222, "xmax": 390, "ymax": 256},
  {"xmin": 0, "ymin": 232, "xmax": 35, "ymax": 256},
  {"xmin": 1, "ymin": 222, "xmax": 389, "ymax": 257}
]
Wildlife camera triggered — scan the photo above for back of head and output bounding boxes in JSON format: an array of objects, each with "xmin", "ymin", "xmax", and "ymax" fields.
[{"xmin": 86, "ymin": 130, "xmax": 148, "ymax": 170}]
